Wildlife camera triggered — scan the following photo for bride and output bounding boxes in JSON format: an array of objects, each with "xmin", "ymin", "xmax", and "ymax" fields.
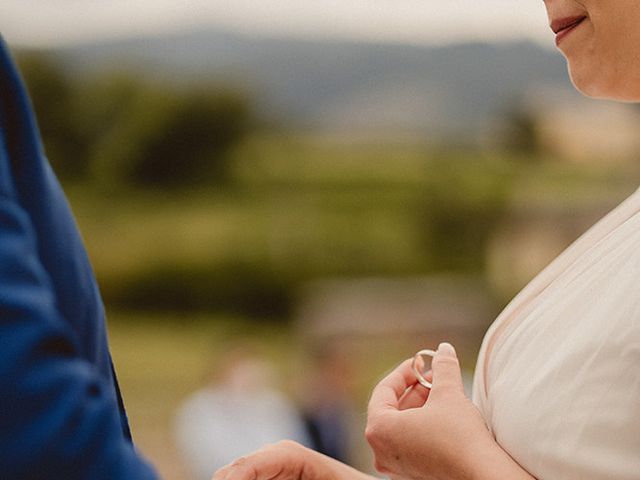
[{"xmin": 213, "ymin": 1, "xmax": 640, "ymax": 478}]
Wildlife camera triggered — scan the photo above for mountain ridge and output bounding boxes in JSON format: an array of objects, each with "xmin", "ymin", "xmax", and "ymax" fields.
[{"xmin": 46, "ymin": 28, "xmax": 577, "ymax": 138}]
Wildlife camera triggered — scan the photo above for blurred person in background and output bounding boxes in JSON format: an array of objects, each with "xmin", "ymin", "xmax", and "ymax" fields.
[
  {"xmin": 213, "ymin": 1, "xmax": 640, "ymax": 479},
  {"xmin": 299, "ymin": 344, "xmax": 357, "ymax": 465},
  {"xmin": 0, "ymin": 38, "xmax": 158, "ymax": 479},
  {"xmin": 175, "ymin": 345, "xmax": 312, "ymax": 480}
]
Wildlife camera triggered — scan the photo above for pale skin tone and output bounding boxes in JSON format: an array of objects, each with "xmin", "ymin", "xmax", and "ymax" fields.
[
  {"xmin": 547, "ymin": 0, "xmax": 640, "ymax": 101},
  {"xmin": 212, "ymin": 1, "xmax": 640, "ymax": 478},
  {"xmin": 213, "ymin": 343, "xmax": 534, "ymax": 480}
]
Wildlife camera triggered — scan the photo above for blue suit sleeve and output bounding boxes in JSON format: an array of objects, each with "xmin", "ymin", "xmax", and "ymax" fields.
[{"xmin": 0, "ymin": 195, "xmax": 158, "ymax": 479}]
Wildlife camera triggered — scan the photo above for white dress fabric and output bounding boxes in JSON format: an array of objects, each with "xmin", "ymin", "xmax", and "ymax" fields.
[{"xmin": 472, "ymin": 187, "xmax": 640, "ymax": 480}]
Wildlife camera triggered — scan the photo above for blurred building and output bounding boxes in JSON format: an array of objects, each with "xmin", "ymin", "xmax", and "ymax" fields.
[
  {"xmin": 522, "ymin": 88, "xmax": 640, "ymax": 163},
  {"xmin": 295, "ymin": 276, "xmax": 495, "ymax": 354},
  {"xmin": 539, "ymin": 103, "xmax": 640, "ymax": 162},
  {"xmin": 486, "ymin": 198, "xmax": 616, "ymax": 300}
]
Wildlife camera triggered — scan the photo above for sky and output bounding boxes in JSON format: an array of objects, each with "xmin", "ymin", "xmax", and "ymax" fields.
[{"xmin": 0, "ymin": 0, "xmax": 552, "ymax": 48}]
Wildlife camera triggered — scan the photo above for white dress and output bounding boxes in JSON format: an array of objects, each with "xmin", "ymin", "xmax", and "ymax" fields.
[{"xmin": 472, "ymin": 187, "xmax": 640, "ymax": 480}]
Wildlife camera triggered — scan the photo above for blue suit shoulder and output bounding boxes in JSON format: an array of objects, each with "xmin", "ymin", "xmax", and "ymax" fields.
[{"xmin": 0, "ymin": 38, "xmax": 158, "ymax": 479}]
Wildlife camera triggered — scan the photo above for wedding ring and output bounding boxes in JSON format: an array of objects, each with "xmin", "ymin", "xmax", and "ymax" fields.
[{"xmin": 412, "ymin": 349, "xmax": 436, "ymax": 389}]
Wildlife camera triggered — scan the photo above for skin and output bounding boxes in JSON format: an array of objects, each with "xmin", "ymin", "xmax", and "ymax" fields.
[
  {"xmin": 545, "ymin": 0, "xmax": 640, "ymax": 100},
  {"xmin": 213, "ymin": 344, "xmax": 534, "ymax": 480},
  {"xmin": 212, "ymin": 2, "xmax": 640, "ymax": 478}
]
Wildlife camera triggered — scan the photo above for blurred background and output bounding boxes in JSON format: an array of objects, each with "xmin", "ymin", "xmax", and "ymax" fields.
[{"xmin": 3, "ymin": 1, "xmax": 640, "ymax": 478}]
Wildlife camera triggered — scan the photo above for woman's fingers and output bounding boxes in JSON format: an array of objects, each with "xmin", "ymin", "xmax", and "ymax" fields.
[
  {"xmin": 369, "ymin": 342, "xmax": 465, "ymax": 416},
  {"xmin": 366, "ymin": 343, "xmax": 497, "ymax": 480},
  {"xmin": 368, "ymin": 358, "xmax": 419, "ymax": 413},
  {"xmin": 398, "ymin": 371, "xmax": 431, "ymax": 410},
  {"xmin": 430, "ymin": 343, "xmax": 465, "ymax": 396}
]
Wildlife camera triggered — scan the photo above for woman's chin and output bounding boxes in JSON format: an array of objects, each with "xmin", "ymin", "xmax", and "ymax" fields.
[
  {"xmin": 571, "ymin": 81, "xmax": 609, "ymax": 100},
  {"xmin": 569, "ymin": 66, "xmax": 640, "ymax": 102},
  {"xmin": 568, "ymin": 66, "xmax": 605, "ymax": 97}
]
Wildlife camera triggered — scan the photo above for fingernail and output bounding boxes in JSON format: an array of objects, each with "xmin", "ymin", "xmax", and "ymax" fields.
[{"xmin": 438, "ymin": 342, "xmax": 456, "ymax": 357}]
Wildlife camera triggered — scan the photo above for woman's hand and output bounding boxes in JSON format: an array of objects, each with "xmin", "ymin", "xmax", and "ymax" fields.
[
  {"xmin": 212, "ymin": 440, "xmax": 375, "ymax": 480},
  {"xmin": 366, "ymin": 343, "xmax": 535, "ymax": 480}
]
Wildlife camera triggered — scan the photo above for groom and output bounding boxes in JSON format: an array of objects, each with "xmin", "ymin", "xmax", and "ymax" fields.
[{"xmin": 0, "ymin": 37, "xmax": 158, "ymax": 479}]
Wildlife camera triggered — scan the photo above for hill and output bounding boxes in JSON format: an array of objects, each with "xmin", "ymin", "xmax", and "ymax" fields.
[{"xmin": 52, "ymin": 29, "xmax": 578, "ymax": 139}]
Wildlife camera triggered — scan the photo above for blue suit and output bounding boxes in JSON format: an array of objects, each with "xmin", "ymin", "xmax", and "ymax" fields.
[{"xmin": 0, "ymin": 39, "xmax": 158, "ymax": 478}]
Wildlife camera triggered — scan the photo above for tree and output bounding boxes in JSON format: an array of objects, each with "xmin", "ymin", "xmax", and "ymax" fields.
[
  {"xmin": 499, "ymin": 97, "xmax": 542, "ymax": 157},
  {"xmin": 17, "ymin": 51, "xmax": 88, "ymax": 179},
  {"xmin": 92, "ymin": 87, "xmax": 252, "ymax": 188}
]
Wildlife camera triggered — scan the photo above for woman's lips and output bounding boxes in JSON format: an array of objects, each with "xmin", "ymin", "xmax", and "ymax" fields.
[{"xmin": 551, "ymin": 16, "xmax": 587, "ymax": 46}]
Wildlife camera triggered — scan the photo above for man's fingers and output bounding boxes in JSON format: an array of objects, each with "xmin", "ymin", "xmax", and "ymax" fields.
[
  {"xmin": 211, "ymin": 442, "xmax": 304, "ymax": 480},
  {"xmin": 219, "ymin": 463, "xmax": 257, "ymax": 480},
  {"xmin": 212, "ymin": 464, "xmax": 231, "ymax": 480},
  {"xmin": 213, "ymin": 458, "xmax": 257, "ymax": 480}
]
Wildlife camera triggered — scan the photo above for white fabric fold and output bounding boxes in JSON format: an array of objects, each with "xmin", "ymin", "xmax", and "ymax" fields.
[{"xmin": 473, "ymin": 187, "xmax": 640, "ymax": 480}]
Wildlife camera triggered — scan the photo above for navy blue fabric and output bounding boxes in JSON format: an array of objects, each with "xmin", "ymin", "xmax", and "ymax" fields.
[{"xmin": 0, "ymin": 38, "xmax": 158, "ymax": 479}]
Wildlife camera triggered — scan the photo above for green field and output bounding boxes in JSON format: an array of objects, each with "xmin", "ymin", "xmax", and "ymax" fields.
[{"xmin": 65, "ymin": 134, "xmax": 639, "ymax": 479}]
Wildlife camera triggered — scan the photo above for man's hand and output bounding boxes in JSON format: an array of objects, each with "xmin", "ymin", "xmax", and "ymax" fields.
[{"xmin": 212, "ymin": 440, "xmax": 374, "ymax": 480}]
